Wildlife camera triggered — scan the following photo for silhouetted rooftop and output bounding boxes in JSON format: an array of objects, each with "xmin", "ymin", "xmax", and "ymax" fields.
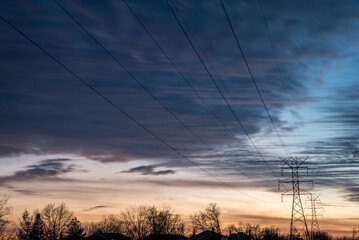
[
  {"xmin": 143, "ymin": 233, "xmax": 189, "ymax": 240},
  {"xmin": 87, "ymin": 232, "xmax": 130, "ymax": 240},
  {"xmin": 191, "ymin": 230, "xmax": 227, "ymax": 240}
]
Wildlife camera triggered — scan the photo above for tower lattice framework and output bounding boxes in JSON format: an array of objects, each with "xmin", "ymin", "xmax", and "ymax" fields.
[
  {"xmin": 306, "ymin": 194, "xmax": 322, "ymax": 239},
  {"xmin": 279, "ymin": 157, "xmax": 313, "ymax": 240}
]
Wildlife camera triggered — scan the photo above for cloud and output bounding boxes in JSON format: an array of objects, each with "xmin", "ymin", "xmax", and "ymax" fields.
[
  {"xmin": 81, "ymin": 205, "xmax": 111, "ymax": 212},
  {"xmin": 2, "ymin": 3, "xmax": 359, "ymax": 233},
  {"xmin": 344, "ymin": 187, "xmax": 359, "ymax": 203},
  {"xmin": 0, "ymin": 0, "xmax": 315, "ymax": 167},
  {"xmin": 122, "ymin": 165, "xmax": 175, "ymax": 176},
  {"xmin": 0, "ymin": 158, "xmax": 76, "ymax": 186},
  {"xmin": 14, "ymin": 189, "xmax": 37, "ymax": 195},
  {"xmin": 135, "ymin": 178, "xmax": 260, "ymax": 189},
  {"xmin": 1, "ymin": 0, "xmax": 359, "ymax": 193}
]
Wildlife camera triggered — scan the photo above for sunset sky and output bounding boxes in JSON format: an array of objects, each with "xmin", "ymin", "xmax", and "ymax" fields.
[{"xmin": 1, "ymin": 0, "xmax": 359, "ymax": 236}]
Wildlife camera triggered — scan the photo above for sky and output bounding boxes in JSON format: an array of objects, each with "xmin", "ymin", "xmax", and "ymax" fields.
[{"xmin": 1, "ymin": 0, "xmax": 359, "ymax": 236}]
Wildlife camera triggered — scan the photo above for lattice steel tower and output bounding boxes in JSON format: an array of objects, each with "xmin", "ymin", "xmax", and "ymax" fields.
[
  {"xmin": 279, "ymin": 157, "xmax": 313, "ymax": 240},
  {"xmin": 306, "ymin": 194, "xmax": 322, "ymax": 239}
]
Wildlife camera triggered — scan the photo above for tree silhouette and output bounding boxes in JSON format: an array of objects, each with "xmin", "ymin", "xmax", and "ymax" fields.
[
  {"xmin": 146, "ymin": 205, "xmax": 184, "ymax": 235},
  {"xmin": 229, "ymin": 222, "xmax": 261, "ymax": 240},
  {"xmin": 119, "ymin": 205, "xmax": 150, "ymax": 240},
  {"xmin": 64, "ymin": 217, "xmax": 85, "ymax": 240},
  {"xmin": 190, "ymin": 203, "xmax": 221, "ymax": 235},
  {"xmin": 41, "ymin": 203, "xmax": 73, "ymax": 240},
  {"xmin": 261, "ymin": 226, "xmax": 279, "ymax": 240},
  {"xmin": 91, "ymin": 215, "xmax": 122, "ymax": 234},
  {"xmin": 17, "ymin": 210, "xmax": 33, "ymax": 240},
  {"xmin": 30, "ymin": 213, "xmax": 46, "ymax": 240},
  {"xmin": 0, "ymin": 195, "xmax": 11, "ymax": 237}
]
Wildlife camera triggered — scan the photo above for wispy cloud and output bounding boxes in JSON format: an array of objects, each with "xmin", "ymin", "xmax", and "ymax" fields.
[
  {"xmin": 1, "ymin": 0, "xmax": 359, "ymax": 232},
  {"xmin": 121, "ymin": 165, "xmax": 175, "ymax": 176},
  {"xmin": 81, "ymin": 205, "xmax": 111, "ymax": 212},
  {"xmin": 0, "ymin": 158, "xmax": 76, "ymax": 185}
]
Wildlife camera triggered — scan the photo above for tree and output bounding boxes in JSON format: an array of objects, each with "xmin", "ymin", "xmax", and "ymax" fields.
[
  {"xmin": 353, "ymin": 227, "xmax": 359, "ymax": 240},
  {"xmin": 30, "ymin": 213, "xmax": 46, "ymax": 240},
  {"xmin": 0, "ymin": 196, "xmax": 11, "ymax": 237},
  {"xmin": 311, "ymin": 231, "xmax": 333, "ymax": 240},
  {"xmin": 41, "ymin": 203, "xmax": 74, "ymax": 240},
  {"xmin": 93, "ymin": 215, "xmax": 122, "ymax": 234},
  {"xmin": 228, "ymin": 222, "xmax": 260, "ymax": 240},
  {"xmin": 146, "ymin": 205, "xmax": 184, "ymax": 235},
  {"xmin": 190, "ymin": 203, "xmax": 221, "ymax": 235},
  {"xmin": 261, "ymin": 226, "xmax": 279, "ymax": 240},
  {"xmin": 17, "ymin": 210, "xmax": 33, "ymax": 240},
  {"xmin": 18, "ymin": 211, "xmax": 46, "ymax": 240},
  {"xmin": 119, "ymin": 206, "xmax": 150, "ymax": 240},
  {"xmin": 64, "ymin": 217, "xmax": 85, "ymax": 240}
]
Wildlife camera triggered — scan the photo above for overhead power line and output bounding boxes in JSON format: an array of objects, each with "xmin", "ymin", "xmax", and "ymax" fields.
[
  {"xmin": 165, "ymin": 0, "xmax": 280, "ymax": 180},
  {"xmin": 54, "ymin": 0, "xmax": 270, "ymax": 189},
  {"xmin": 258, "ymin": 0, "xmax": 305, "ymax": 144},
  {"xmin": 0, "ymin": 14, "xmax": 275, "ymax": 203},
  {"xmin": 220, "ymin": 0, "xmax": 291, "ymax": 157},
  {"xmin": 122, "ymin": 0, "xmax": 271, "ymax": 188},
  {"xmin": 168, "ymin": 2, "xmax": 271, "ymax": 171}
]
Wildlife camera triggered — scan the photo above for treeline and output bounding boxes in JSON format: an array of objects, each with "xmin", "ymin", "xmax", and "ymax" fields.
[
  {"xmin": 17, "ymin": 203, "xmax": 84, "ymax": 240},
  {"xmin": 0, "ymin": 196, "xmax": 355, "ymax": 240},
  {"xmin": 87, "ymin": 204, "xmax": 185, "ymax": 239}
]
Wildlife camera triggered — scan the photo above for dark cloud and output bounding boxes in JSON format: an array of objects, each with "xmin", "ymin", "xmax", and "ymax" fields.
[
  {"xmin": 0, "ymin": 158, "xmax": 76, "ymax": 185},
  {"xmin": 297, "ymin": 85, "xmax": 359, "ymax": 192},
  {"xmin": 0, "ymin": 0, "xmax": 359, "ymax": 188},
  {"xmin": 135, "ymin": 178, "xmax": 260, "ymax": 189},
  {"xmin": 344, "ymin": 187, "xmax": 359, "ymax": 203},
  {"xmin": 81, "ymin": 205, "xmax": 111, "ymax": 212},
  {"xmin": 14, "ymin": 189, "xmax": 37, "ymax": 195},
  {"xmin": 0, "ymin": 0, "xmax": 310, "ymax": 166},
  {"xmin": 122, "ymin": 165, "xmax": 175, "ymax": 176}
]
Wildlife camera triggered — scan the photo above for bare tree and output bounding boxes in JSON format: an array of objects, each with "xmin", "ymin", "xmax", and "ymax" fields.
[
  {"xmin": 261, "ymin": 226, "xmax": 280, "ymax": 240},
  {"xmin": 0, "ymin": 196, "xmax": 11, "ymax": 237},
  {"xmin": 229, "ymin": 222, "xmax": 261, "ymax": 240},
  {"xmin": 190, "ymin": 203, "xmax": 221, "ymax": 235},
  {"xmin": 92, "ymin": 215, "xmax": 122, "ymax": 234},
  {"xmin": 41, "ymin": 203, "xmax": 73, "ymax": 240},
  {"xmin": 119, "ymin": 206, "xmax": 150, "ymax": 240},
  {"xmin": 311, "ymin": 231, "xmax": 333, "ymax": 240},
  {"xmin": 146, "ymin": 205, "xmax": 184, "ymax": 235}
]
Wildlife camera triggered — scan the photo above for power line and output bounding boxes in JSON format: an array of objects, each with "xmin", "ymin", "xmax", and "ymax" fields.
[
  {"xmin": 219, "ymin": 0, "xmax": 291, "ymax": 157},
  {"xmin": 54, "ymin": 0, "xmax": 270, "ymax": 189},
  {"xmin": 258, "ymin": 0, "xmax": 305, "ymax": 144},
  {"xmin": 0, "ymin": 14, "xmax": 275, "ymax": 203},
  {"xmin": 168, "ymin": 2, "xmax": 270, "ymax": 170},
  {"xmin": 122, "ymin": 0, "xmax": 271, "ymax": 188},
  {"xmin": 165, "ymin": 0, "xmax": 280, "ymax": 180}
]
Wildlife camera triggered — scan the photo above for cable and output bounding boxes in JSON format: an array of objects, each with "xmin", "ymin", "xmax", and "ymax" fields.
[
  {"xmin": 54, "ymin": 0, "xmax": 270, "ymax": 189},
  {"xmin": 0, "ymin": 14, "xmax": 276, "ymax": 203},
  {"xmin": 169, "ymin": 2, "xmax": 270, "ymax": 170},
  {"xmin": 219, "ymin": 0, "xmax": 291, "ymax": 157},
  {"xmin": 121, "ymin": 0, "xmax": 271, "ymax": 188},
  {"xmin": 258, "ymin": 0, "xmax": 305, "ymax": 145},
  {"xmin": 166, "ymin": 0, "xmax": 281, "ymax": 180}
]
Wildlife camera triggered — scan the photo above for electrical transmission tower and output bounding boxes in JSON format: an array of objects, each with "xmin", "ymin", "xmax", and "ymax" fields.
[
  {"xmin": 279, "ymin": 157, "xmax": 313, "ymax": 240},
  {"xmin": 353, "ymin": 226, "xmax": 359, "ymax": 240},
  {"xmin": 306, "ymin": 194, "xmax": 323, "ymax": 239}
]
